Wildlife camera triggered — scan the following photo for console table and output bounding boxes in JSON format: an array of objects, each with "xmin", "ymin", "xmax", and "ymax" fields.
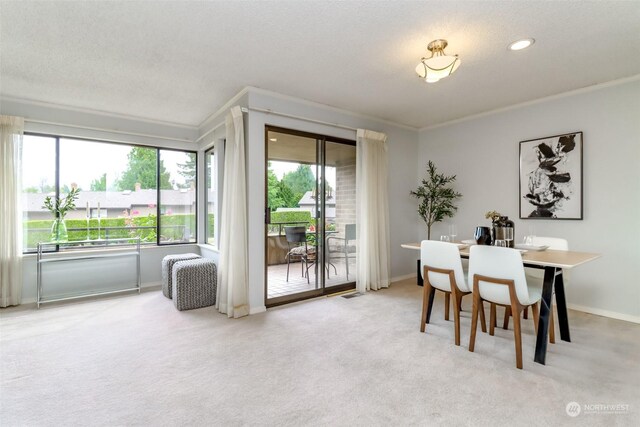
[{"xmin": 37, "ymin": 238, "xmax": 141, "ymax": 308}]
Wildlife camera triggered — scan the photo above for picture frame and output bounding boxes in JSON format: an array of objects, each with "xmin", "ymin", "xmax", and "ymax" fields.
[{"xmin": 519, "ymin": 132, "xmax": 583, "ymax": 220}]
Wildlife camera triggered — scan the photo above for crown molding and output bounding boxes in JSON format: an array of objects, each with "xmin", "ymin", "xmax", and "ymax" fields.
[
  {"xmin": 197, "ymin": 87, "xmax": 250, "ymax": 129},
  {"xmin": 244, "ymin": 86, "xmax": 419, "ymax": 132},
  {"xmin": 0, "ymin": 95, "xmax": 199, "ymax": 130},
  {"xmin": 419, "ymin": 74, "xmax": 640, "ymax": 133}
]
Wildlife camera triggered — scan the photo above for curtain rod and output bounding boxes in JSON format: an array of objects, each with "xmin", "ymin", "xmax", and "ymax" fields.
[
  {"xmin": 24, "ymin": 119, "xmax": 195, "ymax": 144},
  {"xmin": 196, "ymin": 106, "xmax": 357, "ymax": 144},
  {"xmin": 248, "ymin": 107, "xmax": 358, "ymax": 131}
]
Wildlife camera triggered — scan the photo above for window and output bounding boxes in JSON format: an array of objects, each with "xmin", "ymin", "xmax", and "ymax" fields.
[
  {"xmin": 159, "ymin": 149, "xmax": 197, "ymax": 244},
  {"xmin": 22, "ymin": 135, "xmax": 56, "ymax": 251},
  {"xmin": 205, "ymin": 147, "xmax": 216, "ymax": 245},
  {"xmin": 21, "ymin": 133, "xmax": 197, "ymax": 252}
]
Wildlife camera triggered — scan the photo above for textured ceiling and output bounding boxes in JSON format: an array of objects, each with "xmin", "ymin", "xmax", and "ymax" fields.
[{"xmin": 1, "ymin": 1, "xmax": 639, "ymax": 129}]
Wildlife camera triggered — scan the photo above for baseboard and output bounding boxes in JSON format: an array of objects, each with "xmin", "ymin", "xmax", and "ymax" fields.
[
  {"xmin": 249, "ymin": 305, "xmax": 267, "ymax": 315},
  {"xmin": 392, "ymin": 273, "xmax": 416, "ymax": 283},
  {"xmin": 567, "ymin": 303, "xmax": 640, "ymax": 324}
]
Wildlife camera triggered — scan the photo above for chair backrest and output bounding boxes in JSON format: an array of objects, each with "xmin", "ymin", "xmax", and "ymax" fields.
[
  {"xmin": 284, "ymin": 226, "xmax": 307, "ymax": 244},
  {"xmin": 345, "ymin": 223, "xmax": 356, "ymax": 241},
  {"xmin": 468, "ymin": 245, "xmax": 530, "ymax": 306},
  {"xmin": 420, "ymin": 240, "xmax": 469, "ymax": 293},
  {"xmin": 531, "ymin": 236, "xmax": 568, "ymax": 251}
]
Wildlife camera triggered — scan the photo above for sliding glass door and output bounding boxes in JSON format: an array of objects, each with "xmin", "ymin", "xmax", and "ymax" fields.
[{"xmin": 265, "ymin": 126, "xmax": 356, "ymax": 306}]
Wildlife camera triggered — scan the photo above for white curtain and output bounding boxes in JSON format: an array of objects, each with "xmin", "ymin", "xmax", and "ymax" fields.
[
  {"xmin": 0, "ymin": 116, "xmax": 24, "ymax": 307},
  {"xmin": 216, "ymin": 106, "xmax": 249, "ymax": 318},
  {"xmin": 355, "ymin": 129, "xmax": 390, "ymax": 292}
]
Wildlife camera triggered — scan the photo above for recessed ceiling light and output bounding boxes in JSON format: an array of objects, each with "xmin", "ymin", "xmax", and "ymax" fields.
[
  {"xmin": 508, "ymin": 38, "xmax": 535, "ymax": 51},
  {"xmin": 269, "ymin": 138, "xmax": 277, "ymax": 142}
]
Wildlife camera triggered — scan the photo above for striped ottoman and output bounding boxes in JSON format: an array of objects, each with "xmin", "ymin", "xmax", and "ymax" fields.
[
  {"xmin": 161, "ymin": 253, "xmax": 201, "ymax": 299},
  {"xmin": 172, "ymin": 258, "xmax": 217, "ymax": 311}
]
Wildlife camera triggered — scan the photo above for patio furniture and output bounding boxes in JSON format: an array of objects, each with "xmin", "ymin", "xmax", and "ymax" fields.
[
  {"xmin": 284, "ymin": 226, "xmax": 315, "ymax": 283},
  {"xmin": 172, "ymin": 258, "xmax": 217, "ymax": 311},
  {"xmin": 327, "ymin": 223, "xmax": 356, "ymax": 279},
  {"xmin": 162, "ymin": 253, "xmax": 201, "ymax": 299}
]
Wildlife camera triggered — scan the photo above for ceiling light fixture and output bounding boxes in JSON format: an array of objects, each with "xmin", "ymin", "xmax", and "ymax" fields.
[
  {"xmin": 415, "ymin": 39, "xmax": 461, "ymax": 83},
  {"xmin": 508, "ymin": 38, "xmax": 535, "ymax": 51}
]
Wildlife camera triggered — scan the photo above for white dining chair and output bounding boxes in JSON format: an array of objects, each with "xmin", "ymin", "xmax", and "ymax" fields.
[
  {"xmin": 523, "ymin": 236, "xmax": 568, "ymax": 343},
  {"xmin": 420, "ymin": 240, "xmax": 486, "ymax": 346},
  {"xmin": 468, "ymin": 245, "xmax": 543, "ymax": 369}
]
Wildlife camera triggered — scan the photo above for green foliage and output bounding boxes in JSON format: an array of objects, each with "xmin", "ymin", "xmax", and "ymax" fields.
[
  {"xmin": 116, "ymin": 147, "xmax": 171, "ymax": 191},
  {"xmin": 178, "ymin": 154, "xmax": 196, "ymax": 181},
  {"xmin": 23, "ymin": 213, "xmax": 198, "ymax": 249},
  {"xmin": 90, "ymin": 173, "xmax": 107, "ymax": 191},
  {"xmin": 410, "ymin": 161, "xmax": 462, "ymax": 240},
  {"xmin": 268, "ymin": 210, "xmax": 312, "ymax": 235},
  {"xmin": 282, "ymin": 164, "xmax": 315, "ymax": 201},
  {"xmin": 43, "ymin": 187, "xmax": 80, "ymax": 219},
  {"xmin": 267, "ymin": 162, "xmax": 304, "ymax": 210},
  {"xmin": 270, "ymin": 210, "xmax": 312, "ymax": 224}
]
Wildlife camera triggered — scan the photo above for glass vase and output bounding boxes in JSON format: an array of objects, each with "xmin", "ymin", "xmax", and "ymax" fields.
[{"xmin": 51, "ymin": 218, "xmax": 69, "ymax": 242}]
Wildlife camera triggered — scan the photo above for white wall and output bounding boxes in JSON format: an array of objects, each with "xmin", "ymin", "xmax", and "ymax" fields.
[
  {"xmin": 418, "ymin": 78, "xmax": 640, "ymax": 322},
  {"xmin": 245, "ymin": 89, "xmax": 420, "ymax": 312}
]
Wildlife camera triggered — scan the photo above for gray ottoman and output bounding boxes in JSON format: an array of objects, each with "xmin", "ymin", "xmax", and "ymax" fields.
[
  {"xmin": 162, "ymin": 253, "xmax": 201, "ymax": 299},
  {"xmin": 172, "ymin": 258, "xmax": 217, "ymax": 311}
]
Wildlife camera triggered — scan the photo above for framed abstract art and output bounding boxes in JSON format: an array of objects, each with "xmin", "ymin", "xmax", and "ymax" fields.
[{"xmin": 519, "ymin": 132, "xmax": 583, "ymax": 219}]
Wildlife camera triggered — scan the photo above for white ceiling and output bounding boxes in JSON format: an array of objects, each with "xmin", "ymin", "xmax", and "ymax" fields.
[{"xmin": 1, "ymin": 1, "xmax": 639, "ymax": 129}]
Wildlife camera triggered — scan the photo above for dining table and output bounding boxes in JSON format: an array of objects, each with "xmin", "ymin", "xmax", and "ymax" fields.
[{"xmin": 401, "ymin": 242, "xmax": 601, "ymax": 365}]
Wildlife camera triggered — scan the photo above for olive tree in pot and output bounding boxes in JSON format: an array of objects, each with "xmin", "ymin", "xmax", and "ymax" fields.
[{"xmin": 411, "ymin": 161, "xmax": 462, "ymax": 240}]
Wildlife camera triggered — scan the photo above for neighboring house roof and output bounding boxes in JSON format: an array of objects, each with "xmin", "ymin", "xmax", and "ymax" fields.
[
  {"xmin": 24, "ymin": 189, "xmax": 203, "ymax": 212},
  {"xmin": 298, "ymin": 191, "xmax": 336, "ymax": 207}
]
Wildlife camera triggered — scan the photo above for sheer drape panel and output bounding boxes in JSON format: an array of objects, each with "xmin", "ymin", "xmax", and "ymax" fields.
[
  {"xmin": 0, "ymin": 116, "xmax": 24, "ymax": 307},
  {"xmin": 216, "ymin": 106, "xmax": 249, "ymax": 318},
  {"xmin": 355, "ymin": 129, "xmax": 390, "ymax": 292}
]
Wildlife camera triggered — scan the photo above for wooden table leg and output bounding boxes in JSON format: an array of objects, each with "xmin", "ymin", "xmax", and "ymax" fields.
[
  {"xmin": 417, "ymin": 259, "xmax": 423, "ymax": 287},
  {"xmin": 534, "ymin": 267, "xmax": 556, "ymax": 365},
  {"xmin": 554, "ymin": 270, "xmax": 571, "ymax": 342}
]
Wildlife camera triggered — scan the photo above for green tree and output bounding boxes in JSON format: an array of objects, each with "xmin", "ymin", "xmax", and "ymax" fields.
[
  {"xmin": 410, "ymin": 161, "xmax": 462, "ymax": 240},
  {"xmin": 267, "ymin": 163, "xmax": 284, "ymax": 210},
  {"xmin": 90, "ymin": 173, "xmax": 107, "ymax": 191},
  {"xmin": 178, "ymin": 154, "xmax": 196, "ymax": 181},
  {"xmin": 282, "ymin": 165, "xmax": 316, "ymax": 199},
  {"xmin": 117, "ymin": 147, "xmax": 170, "ymax": 190}
]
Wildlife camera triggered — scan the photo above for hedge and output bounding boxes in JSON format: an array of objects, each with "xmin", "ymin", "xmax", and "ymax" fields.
[{"xmin": 24, "ymin": 213, "xmax": 204, "ymax": 249}]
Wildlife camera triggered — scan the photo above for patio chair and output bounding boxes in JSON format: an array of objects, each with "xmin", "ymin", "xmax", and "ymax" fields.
[
  {"xmin": 327, "ymin": 223, "xmax": 356, "ymax": 280},
  {"xmin": 284, "ymin": 226, "xmax": 315, "ymax": 283}
]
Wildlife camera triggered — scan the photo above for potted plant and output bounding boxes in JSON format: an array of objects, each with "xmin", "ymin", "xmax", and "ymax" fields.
[
  {"xmin": 411, "ymin": 161, "xmax": 462, "ymax": 240},
  {"xmin": 43, "ymin": 187, "xmax": 80, "ymax": 242}
]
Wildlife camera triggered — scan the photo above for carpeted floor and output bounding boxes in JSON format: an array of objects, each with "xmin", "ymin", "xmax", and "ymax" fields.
[{"xmin": 1, "ymin": 279, "xmax": 638, "ymax": 426}]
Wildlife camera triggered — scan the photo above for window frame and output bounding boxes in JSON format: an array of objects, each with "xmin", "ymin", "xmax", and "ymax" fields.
[
  {"xmin": 157, "ymin": 147, "xmax": 198, "ymax": 246},
  {"xmin": 22, "ymin": 132, "xmax": 198, "ymax": 253},
  {"xmin": 204, "ymin": 145, "xmax": 216, "ymax": 247}
]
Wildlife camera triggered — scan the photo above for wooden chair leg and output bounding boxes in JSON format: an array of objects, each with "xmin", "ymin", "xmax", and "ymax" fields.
[
  {"xmin": 523, "ymin": 307, "xmax": 529, "ymax": 319},
  {"xmin": 469, "ymin": 293, "xmax": 480, "ymax": 353},
  {"xmin": 503, "ymin": 306, "xmax": 511, "ymax": 330},
  {"xmin": 453, "ymin": 292, "xmax": 462, "ymax": 346},
  {"xmin": 549, "ymin": 303, "xmax": 556, "ymax": 344},
  {"xmin": 479, "ymin": 300, "xmax": 487, "ymax": 333},
  {"xmin": 420, "ymin": 281, "xmax": 433, "ymax": 332},
  {"xmin": 531, "ymin": 302, "xmax": 539, "ymax": 336},
  {"xmin": 512, "ymin": 306, "xmax": 523, "ymax": 369},
  {"xmin": 444, "ymin": 293, "xmax": 450, "ymax": 321},
  {"xmin": 489, "ymin": 303, "xmax": 496, "ymax": 336}
]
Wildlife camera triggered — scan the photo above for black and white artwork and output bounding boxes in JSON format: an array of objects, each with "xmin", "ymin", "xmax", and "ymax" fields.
[{"xmin": 519, "ymin": 132, "xmax": 583, "ymax": 219}]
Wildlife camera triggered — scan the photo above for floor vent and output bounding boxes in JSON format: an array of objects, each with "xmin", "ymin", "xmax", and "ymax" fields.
[{"xmin": 341, "ymin": 292, "xmax": 363, "ymax": 299}]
